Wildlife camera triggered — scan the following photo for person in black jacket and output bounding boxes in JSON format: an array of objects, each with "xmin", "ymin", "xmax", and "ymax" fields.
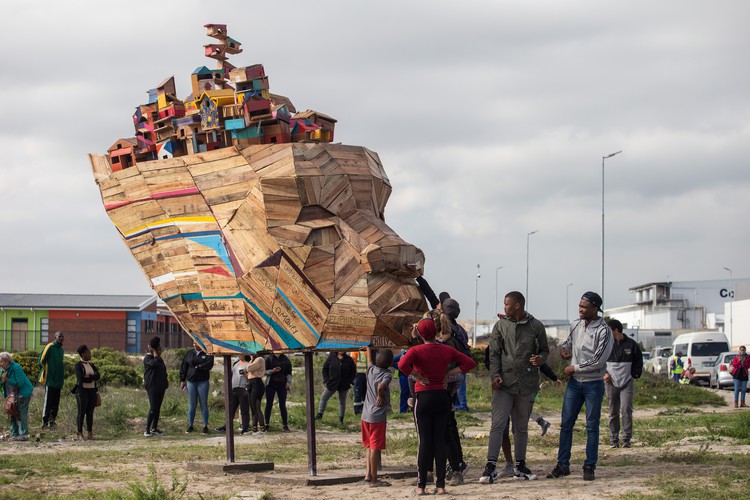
[
  {"xmin": 143, "ymin": 336, "xmax": 169, "ymax": 437},
  {"xmin": 74, "ymin": 345, "xmax": 100, "ymax": 441},
  {"xmin": 179, "ymin": 341, "xmax": 215, "ymax": 434},
  {"xmin": 315, "ymin": 351, "xmax": 356, "ymax": 424},
  {"xmin": 604, "ymin": 319, "xmax": 643, "ymax": 448},
  {"xmin": 264, "ymin": 352, "xmax": 293, "ymax": 431}
]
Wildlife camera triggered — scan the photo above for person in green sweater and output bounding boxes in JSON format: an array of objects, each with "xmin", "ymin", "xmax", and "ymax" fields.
[
  {"xmin": 38, "ymin": 331, "xmax": 65, "ymax": 428},
  {"xmin": 1, "ymin": 351, "xmax": 35, "ymax": 441}
]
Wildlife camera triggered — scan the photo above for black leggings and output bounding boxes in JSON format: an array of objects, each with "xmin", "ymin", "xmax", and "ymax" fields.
[
  {"xmin": 76, "ymin": 388, "xmax": 97, "ymax": 433},
  {"xmin": 146, "ymin": 387, "xmax": 166, "ymax": 431},
  {"xmin": 446, "ymin": 409, "xmax": 464, "ymax": 471},
  {"xmin": 264, "ymin": 382, "xmax": 288, "ymax": 427},
  {"xmin": 414, "ymin": 390, "xmax": 451, "ymax": 489},
  {"xmin": 248, "ymin": 378, "xmax": 265, "ymax": 429}
]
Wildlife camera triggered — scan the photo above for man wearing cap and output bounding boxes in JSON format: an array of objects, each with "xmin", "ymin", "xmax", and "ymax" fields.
[
  {"xmin": 442, "ymin": 298, "xmax": 472, "ymax": 412},
  {"xmin": 38, "ymin": 331, "xmax": 65, "ymax": 428},
  {"xmin": 547, "ymin": 291, "xmax": 613, "ymax": 482}
]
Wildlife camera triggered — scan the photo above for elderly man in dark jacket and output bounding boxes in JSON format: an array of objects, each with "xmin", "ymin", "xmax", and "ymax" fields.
[
  {"xmin": 480, "ymin": 291, "xmax": 549, "ymax": 484},
  {"xmin": 316, "ymin": 351, "xmax": 357, "ymax": 424}
]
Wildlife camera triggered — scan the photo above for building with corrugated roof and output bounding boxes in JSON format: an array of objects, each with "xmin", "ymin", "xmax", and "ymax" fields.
[{"xmin": 0, "ymin": 293, "xmax": 188, "ymax": 353}]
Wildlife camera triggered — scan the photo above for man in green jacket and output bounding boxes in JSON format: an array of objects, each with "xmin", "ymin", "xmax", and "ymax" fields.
[
  {"xmin": 479, "ymin": 291, "xmax": 549, "ymax": 484},
  {"xmin": 38, "ymin": 331, "xmax": 65, "ymax": 428}
]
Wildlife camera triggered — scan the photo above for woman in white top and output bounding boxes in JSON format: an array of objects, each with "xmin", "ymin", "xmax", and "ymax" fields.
[
  {"xmin": 246, "ymin": 353, "xmax": 266, "ymax": 432},
  {"xmin": 74, "ymin": 345, "xmax": 101, "ymax": 441}
]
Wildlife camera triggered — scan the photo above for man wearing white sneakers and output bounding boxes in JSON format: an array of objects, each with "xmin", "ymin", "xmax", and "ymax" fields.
[{"xmin": 479, "ymin": 291, "xmax": 549, "ymax": 484}]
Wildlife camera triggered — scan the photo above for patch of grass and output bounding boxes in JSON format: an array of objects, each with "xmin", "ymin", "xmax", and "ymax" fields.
[
  {"xmin": 633, "ymin": 373, "xmax": 726, "ymax": 407},
  {"xmin": 620, "ymin": 469, "xmax": 750, "ymax": 499},
  {"xmin": 124, "ymin": 463, "xmax": 188, "ymax": 500}
]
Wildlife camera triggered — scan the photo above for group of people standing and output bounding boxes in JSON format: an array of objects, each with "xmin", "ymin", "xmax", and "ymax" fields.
[
  {"xmin": 1, "ymin": 332, "xmax": 101, "ymax": 442},
  {"xmin": 175, "ymin": 340, "xmax": 293, "ymax": 435}
]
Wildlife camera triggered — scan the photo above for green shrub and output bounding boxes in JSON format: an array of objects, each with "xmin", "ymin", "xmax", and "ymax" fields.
[
  {"xmin": 98, "ymin": 364, "xmax": 142, "ymax": 387},
  {"xmin": 12, "ymin": 350, "xmax": 40, "ymax": 382},
  {"xmin": 92, "ymin": 347, "xmax": 133, "ymax": 367},
  {"xmin": 160, "ymin": 350, "xmax": 183, "ymax": 370}
]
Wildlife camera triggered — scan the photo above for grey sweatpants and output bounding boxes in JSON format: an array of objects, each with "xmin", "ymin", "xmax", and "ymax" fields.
[
  {"xmin": 318, "ymin": 387, "xmax": 349, "ymax": 419},
  {"xmin": 605, "ymin": 379, "xmax": 634, "ymax": 444},
  {"xmin": 486, "ymin": 389, "xmax": 535, "ymax": 463}
]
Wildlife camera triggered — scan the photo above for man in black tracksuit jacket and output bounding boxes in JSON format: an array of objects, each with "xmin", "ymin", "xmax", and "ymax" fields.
[{"xmin": 603, "ymin": 319, "xmax": 643, "ymax": 448}]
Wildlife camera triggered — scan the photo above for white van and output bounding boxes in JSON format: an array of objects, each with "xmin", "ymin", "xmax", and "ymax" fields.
[{"xmin": 671, "ymin": 331, "xmax": 730, "ymax": 382}]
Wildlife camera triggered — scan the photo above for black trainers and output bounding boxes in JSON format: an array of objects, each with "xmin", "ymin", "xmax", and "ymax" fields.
[
  {"xmin": 202, "ymin": 425, "xmax": 210, "ymax": 434},
  {"xmin": 185, "ymin": 425, "xmax": 194, "ymax": 433},
  {"xmin": 583, "ymin": 465, "xmax": 595, "ymax": 481},
  {"xmin": 41, "ymin": 422, "xmax": 49, "ymax": 429},
  {"xmin": 150, "ymin": 428, "xmax": 164, "ymax": 436},
  {"xmin": 546, "ymin": 463, "xmax": 571, "ymax": 479},
  {"xmin": 479, "ymin": 462, "xmax": 498, "ymax": 484},
  {"xmin": 622, "ymin": 441, "xmax": 631, "ymax": 448},
  {"xmin": 216, "ymin": 426, "xmax": 226, "ymax": 433},
  {"xmin": 282, "ymin": 425, "xmax": 291, "ymax": 432},
  {"xmin": 610, "ymin": 441, "xmax": 619, "ymax": 448},
  {"xmin": 240, "ymin": 426, "xmax": 250, "ymax": 434},
  {"xmin": 514, "ymin": 460, "xmax": 538, "ymax": 480},
  {"xmin": 540, "ymin": 419, "xmax": 551, "ymax": 436},
  {"xmin": 315, "ymin": 413, "xmax": 323, "ymax": 420}
]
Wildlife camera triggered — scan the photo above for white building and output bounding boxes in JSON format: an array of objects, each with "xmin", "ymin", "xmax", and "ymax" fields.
[{"xmin": 606, "ymin": 279, "xmax": 750, "ymax": 348}]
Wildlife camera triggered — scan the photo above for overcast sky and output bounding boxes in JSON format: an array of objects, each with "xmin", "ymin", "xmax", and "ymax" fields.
[{"xmin": 1, "ymin": 0, "xmax": 748, "ymax": 324}]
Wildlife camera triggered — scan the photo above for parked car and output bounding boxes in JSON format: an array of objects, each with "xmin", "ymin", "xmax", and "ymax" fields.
[
  {"xmin": 709, "ymin": 351, "xmax": 739, "ymax": 390},
  {"xmin": 644, "ymin": 346, "xmax": 672, "ymax": 375},
  {"xmin": 672, "ymin": 331, "xmax": 730, "ymax": 384},
  {"xmin": 642, "ymin": 352, "xmax": 652, "ymax": 364}
]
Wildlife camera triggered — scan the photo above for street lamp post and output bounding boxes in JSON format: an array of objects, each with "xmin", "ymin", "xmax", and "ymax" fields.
[
  {"xmin": 566, "ymin": 282, "xmax": 574, "ymax": 324},
  {"xmin": 474, "ymin": 264, "xmax": 481, "ymax": 347},
  {"xmin": 495, "ymin": 266, "xmax": 504, "ymax": 317},
  {"xmin": 723, "ymin": 266, "xmax": 734, "ymax": 347},
  {"xmin": 602, "ymin": 150, "xmax": 622, "ymax": 298},
  {"xmin": 526, "ymin": 230, "xmax": 539, "ymax": 307}
]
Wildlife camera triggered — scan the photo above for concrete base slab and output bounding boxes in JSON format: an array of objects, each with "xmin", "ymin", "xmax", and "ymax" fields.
[
  {"xmin": 261, "ymin": 468, "xmax": 416, "ymax": 486},
  {"xmin": 186, "ymin": 461, "xmax": 274, "ymax": 474}
]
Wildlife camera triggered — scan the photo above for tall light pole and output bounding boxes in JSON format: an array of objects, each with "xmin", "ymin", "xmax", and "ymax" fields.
[
  {"xmin": 526, "ymin": 230, "xmax": 539, "ymax": 307},
  {"xmin": 495, "ymin": 266, "xmax": 504, "ymax": 316},
  {"xmin": 602, "ymin": 150, "xmax": 622, "ymax": 298},
  {"xmin": 474, "ymin": 264, "xmax": 481, "ymax": 347},
  {"xmin": 566, "ymin": 282, "xmax": 574, "ymax": 324},
  {"xmin": 723, "ymin": 266, "xmax": 733, "ymax": 347}
]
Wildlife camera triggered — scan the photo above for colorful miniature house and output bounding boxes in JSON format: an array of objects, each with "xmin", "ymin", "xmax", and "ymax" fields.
[{"xmin": 91, "ymin": 25, "xmax": 426, "ymax": 355}]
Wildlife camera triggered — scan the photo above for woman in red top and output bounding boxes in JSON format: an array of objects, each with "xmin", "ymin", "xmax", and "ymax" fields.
[{"xmin": 398, "ymin": 317, "xmax": 476, "ymax": 495}]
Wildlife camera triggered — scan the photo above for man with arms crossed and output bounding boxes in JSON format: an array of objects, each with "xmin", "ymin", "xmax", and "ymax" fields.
[
  {"xmin": 547, "ymin": 291, "xmax": 612, "ymax": 481},
  {"xmin": 479, "ymin": 291, "xmax": 549, "ymax": 484}
]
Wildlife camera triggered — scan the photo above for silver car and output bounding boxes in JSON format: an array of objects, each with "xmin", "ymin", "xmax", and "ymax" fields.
[
  {"xmin": 644, "ymin": 346, "xmax": 672, "ymax": 376},
  {"xmin": 709, "ymin": 351, "xmax": 738, "ymax": 390}
]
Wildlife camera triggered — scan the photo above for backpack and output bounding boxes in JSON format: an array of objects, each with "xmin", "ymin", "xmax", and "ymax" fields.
[{"xmin": 451, "ymin": 323, "xmax": 472, "ymax": 357}]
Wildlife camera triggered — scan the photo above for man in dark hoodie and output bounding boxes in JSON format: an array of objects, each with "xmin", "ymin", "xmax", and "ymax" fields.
[{"xmin": 442, "ymin": 298, "xmax": 472, "ymax": 411}]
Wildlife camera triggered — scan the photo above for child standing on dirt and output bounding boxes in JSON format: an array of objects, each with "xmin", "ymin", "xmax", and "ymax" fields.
[{"xmin": 361, "ymin": 349, "xmax": 394, "ymax": 488}]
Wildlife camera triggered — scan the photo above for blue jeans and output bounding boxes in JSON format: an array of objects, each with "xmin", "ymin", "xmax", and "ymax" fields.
[
  {"xmin": 455, "ymin": 374, "xmax": 469, "ymax": 411},
  {"xmin": 187, "ymin": 379, "xmax": 210, "ymax": 426},
  {"xmin": 399, "ymin": 375, "xmax": 410, "ymax": 413},
  {"xmin": 557, "ymin": 378, "xmax": 604, "ymax": 469},
  {"xmin": 734, "ymin": 379, "xmax": 748, "ymax": 403}
]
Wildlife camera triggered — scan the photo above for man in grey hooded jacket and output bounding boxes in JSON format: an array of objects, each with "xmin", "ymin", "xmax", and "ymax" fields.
[{"xmin": 479, "ymin": 291, "xmax": 549, "ymax": 484}]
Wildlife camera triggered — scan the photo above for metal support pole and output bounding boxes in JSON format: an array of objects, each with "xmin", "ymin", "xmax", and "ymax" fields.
[
  {"xmin": 304, "ymin": 351, "xmax": 317, "ymax": 476},
  {"xmin": 222, "ymin": 354, "xmax": 235, "ymax": 463}
]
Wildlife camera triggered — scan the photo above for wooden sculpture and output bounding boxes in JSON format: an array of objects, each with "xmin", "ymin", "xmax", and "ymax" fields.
[{"xmin": 90, "ymin": 25, "xmax": 427, "ymax": 355}]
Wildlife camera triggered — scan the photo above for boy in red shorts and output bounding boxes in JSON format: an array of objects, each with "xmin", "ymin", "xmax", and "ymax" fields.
[{"xmin": 361, "ymin": 348, "xmax": 394, "ymax": 487}]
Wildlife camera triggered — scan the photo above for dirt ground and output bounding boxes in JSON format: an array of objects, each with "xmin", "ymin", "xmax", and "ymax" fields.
[{"xmin": 4, "ymin": 388, "xmax": 748, "ymax": 500}]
